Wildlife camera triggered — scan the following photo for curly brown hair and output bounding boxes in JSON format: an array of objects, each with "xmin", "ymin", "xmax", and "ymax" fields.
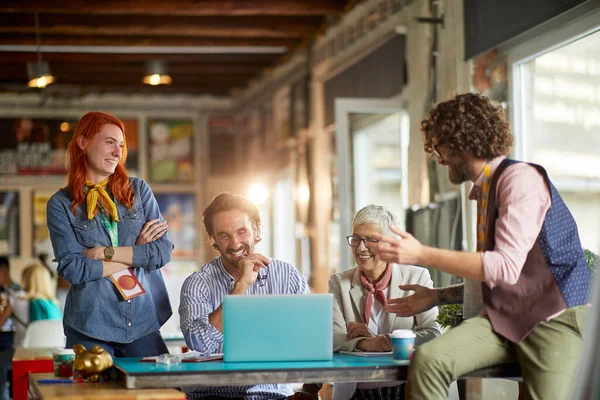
[
  {"xmin": 420, "ymin": 93, "xmax": 514, "ymax": 159},
  {"xmin": 203, "ymin": 191, "xmax": 261, "ymax": 249}
]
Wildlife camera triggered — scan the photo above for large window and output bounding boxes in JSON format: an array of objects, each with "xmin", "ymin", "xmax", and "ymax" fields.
[{"xmin": 512, "ymin": 28, "xmax": 600, "ymax": 253}]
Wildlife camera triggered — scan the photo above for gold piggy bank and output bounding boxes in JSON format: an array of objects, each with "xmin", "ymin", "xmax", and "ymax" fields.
[{"xmin": 73, "ymin": 344, "xmax": 114, "ymax": 382}]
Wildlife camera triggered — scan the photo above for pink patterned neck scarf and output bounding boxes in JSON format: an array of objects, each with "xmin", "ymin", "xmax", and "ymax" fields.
[{"xmin": 359, "ymin": 264, "xmax": 392, "ymax": 324}]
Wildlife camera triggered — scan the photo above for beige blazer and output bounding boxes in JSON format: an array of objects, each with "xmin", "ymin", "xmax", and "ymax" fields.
[{"xmin": 329, "ymin": 264, "xmax": 441, "ymax": 352}]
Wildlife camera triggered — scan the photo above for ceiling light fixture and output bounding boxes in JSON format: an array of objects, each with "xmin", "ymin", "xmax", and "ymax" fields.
[
  {"xmin": 26, "ymin": 12, "xmax": 55, "ymax": 89},
  {"xmin": 142, "ymin": 61, "xmax": 172, "ymax": 86}
]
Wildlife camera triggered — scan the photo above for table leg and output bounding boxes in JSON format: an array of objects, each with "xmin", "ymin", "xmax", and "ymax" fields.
[
  {"xmin": 12, "ymin": 360, "xmax": 54, "ymax": 400},
  {"xmin": 457, "ymin": 379, "xmax": 467, "ymax": 400}
]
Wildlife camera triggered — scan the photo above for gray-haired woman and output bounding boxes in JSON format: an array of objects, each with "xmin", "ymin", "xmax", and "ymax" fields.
[{"xmin": 329, "ymin": 204, "xmax": 442, "ymax": 400}]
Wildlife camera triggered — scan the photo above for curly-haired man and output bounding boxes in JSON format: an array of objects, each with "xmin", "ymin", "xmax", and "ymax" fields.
[{"xmin": 370, "ymin": 93, "xmax": 591, "ymax": 400}]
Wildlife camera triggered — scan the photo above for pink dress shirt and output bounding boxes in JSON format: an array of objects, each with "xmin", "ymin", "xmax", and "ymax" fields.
[{"xmin": 469, "ymin": 156, "xmax": 556, "ymax": 295}]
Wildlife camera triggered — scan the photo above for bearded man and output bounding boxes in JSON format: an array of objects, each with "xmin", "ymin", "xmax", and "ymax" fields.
[{"xmin": 179, "ymin": 191, "xmax": 310, "ymax": 400}]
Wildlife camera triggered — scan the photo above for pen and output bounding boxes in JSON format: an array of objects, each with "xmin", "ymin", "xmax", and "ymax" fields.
[{"xmin": 38, "ymin": 378, "xmax": 85, "ymax": 384}]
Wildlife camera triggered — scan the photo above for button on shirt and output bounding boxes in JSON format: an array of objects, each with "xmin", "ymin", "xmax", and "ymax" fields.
[{"xmin": 179, "ymin": 256, "xmax": 310, "ymax": 400}]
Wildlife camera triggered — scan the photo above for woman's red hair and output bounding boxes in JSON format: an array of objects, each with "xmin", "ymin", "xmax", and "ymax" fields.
[{"xmin": 65, "ymin": 111, "xmax": 135, "ymax": 216}]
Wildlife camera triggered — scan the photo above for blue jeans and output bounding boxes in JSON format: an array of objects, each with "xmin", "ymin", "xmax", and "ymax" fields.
[
  {"xmin": 0, "ymin": 333, "xmax": 13, "ymax": 400},
  {"xmin": 65, "ymin": 327, "xmax": 169, "ymax": 358}
]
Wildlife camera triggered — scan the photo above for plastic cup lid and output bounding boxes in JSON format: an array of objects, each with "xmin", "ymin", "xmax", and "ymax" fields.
[
  {"xmin": 391, "ymin": 329, "xmax": 416, "ymax": 338},
  {"xmin": 53, "ymin": 348, "xmax": 75, "ymax": 355}
]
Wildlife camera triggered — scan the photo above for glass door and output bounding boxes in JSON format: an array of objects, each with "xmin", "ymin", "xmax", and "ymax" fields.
[{"xmin": 334, "ymin": 98, "xmax": 409, "ymax": 271}]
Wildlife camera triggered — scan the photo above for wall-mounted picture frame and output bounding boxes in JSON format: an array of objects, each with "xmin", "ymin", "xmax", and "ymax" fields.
[
  {"xmin": 0, "ymin": 191, "xmax": 20, "ymax": 256},
  {"xmin": 121, "ymin": 119, "xmax": 140, "ymax": 176},
  {"xmin": 147, "ymin": 120, "xmax": 194, "ymax": 183},
  {"xmin": 155, "ymin": 192, "xmax": 196, "ymax": 259},
  {"xmin": 0, "ymin": 118, "xmax": 77, "ymax": 176},
  {"xmin": 32, "ymin": 190, "xmax": 56, "ymax": 261},
  {"xmin": 0, "ymin": 117, "xmax": 139, "ymax": 177}
]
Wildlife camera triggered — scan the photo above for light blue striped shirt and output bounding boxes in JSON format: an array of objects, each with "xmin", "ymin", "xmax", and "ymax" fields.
[{"xmin": 179, "ymin": 256, "xmax": 310, "ymax": 400}]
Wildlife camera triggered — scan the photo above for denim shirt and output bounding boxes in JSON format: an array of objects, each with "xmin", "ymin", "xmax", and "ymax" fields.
[{"xmin": 47, "ymin": 177, "xmax": 173, "ymax": 343}]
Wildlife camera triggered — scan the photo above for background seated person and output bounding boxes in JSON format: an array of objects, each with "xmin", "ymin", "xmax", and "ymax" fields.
[
  {"xmin": 0, "ymin": 263, "xmax": 62, "ymax": 400},
  {"xmin": 10, "ymin": 263, "xmax": 63, "ymax": 347},
  {"xmin": 179, "ymin": 192, "xmax": 311, "ymax": 400},
  {"xmin": 329, "ymin": 204, "xmax": 442, "ymax": 400},
  {"xmin": 0, "ymin": 256, "xmax": 19, "ymax": 400}
]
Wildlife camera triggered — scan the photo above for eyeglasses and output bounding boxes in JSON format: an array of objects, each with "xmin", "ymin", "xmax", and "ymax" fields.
[
  {"xmin": 346, "ymin": 235, "xmax": 379, "ymax": 248},
  {"xmin": 431, "ymin": 146, "xmax": 445, "ymax": 163},
  {"xmin": 256, "ymin": 266, "xmax": 269, "ymax": 287}
]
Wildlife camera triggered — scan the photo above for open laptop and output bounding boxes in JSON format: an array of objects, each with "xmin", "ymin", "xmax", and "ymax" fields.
[{"xmin": 222, "ymin": 294, "xmax": 333, "ymax": 362}]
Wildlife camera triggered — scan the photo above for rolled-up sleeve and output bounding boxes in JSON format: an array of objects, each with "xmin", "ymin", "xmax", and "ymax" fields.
[
  {"xmin": 47, "ymin": 195, "xmax": 104, "ymax": 285},
  {"xmin": 179, "ymin": 274, "xmax": 223, "ymax": 356},
  {"xmin": 482, "ymin": 164, "xmax": 551, "ymax": 288},
  {"xmin": 131, "ymin": 179, "xmax": 174, "ymax": 270}
]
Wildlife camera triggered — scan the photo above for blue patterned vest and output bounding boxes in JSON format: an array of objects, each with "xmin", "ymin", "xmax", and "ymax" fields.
[{"xmin": 482, "ymin": 158, "xmax": 591, "ymax": 343}]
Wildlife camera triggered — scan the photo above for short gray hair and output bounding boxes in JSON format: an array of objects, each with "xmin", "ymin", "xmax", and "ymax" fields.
[{"xmin": 352, "ymin": 204, "xmax": 402, "ymax": 237}]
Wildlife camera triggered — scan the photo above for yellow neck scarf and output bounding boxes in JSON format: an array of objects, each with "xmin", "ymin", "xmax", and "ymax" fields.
[{"xmin": 85, "ymin": 177, "xmax": 120, "ymax": 222}]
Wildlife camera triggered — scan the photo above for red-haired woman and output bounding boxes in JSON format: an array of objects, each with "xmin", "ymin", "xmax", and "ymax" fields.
[{"xmin": 47, "ymin": 111, "xmax": 172, "ymax": 357}]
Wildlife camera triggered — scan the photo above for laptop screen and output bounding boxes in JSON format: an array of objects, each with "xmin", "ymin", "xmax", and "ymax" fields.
[{"xmin": 222, "ymin": 294, "xmax": 333, "ymax": 362}]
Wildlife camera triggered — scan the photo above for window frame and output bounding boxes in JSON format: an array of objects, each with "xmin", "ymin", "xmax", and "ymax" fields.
[{"xmin": 508, "ymin": 8, "xmax": 600, "ymax": 194}]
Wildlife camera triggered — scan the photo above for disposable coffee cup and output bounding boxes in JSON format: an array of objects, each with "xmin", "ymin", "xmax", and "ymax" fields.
[
  {"xmin": 52, "ymin": 348, "xmax": 75, "ymax": 378},
  {"xmin": 391, "ymin": 329, "xmax": 415, "ymax": 364}
]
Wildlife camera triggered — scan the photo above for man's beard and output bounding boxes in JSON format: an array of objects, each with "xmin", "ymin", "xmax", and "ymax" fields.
[
  {"xmin": 448, "ymin": 159, "xmax": 472, "ymax": 184},
  {"xmin": 223, "ymin": 244, "xmax": 252, "ymax": 268}
]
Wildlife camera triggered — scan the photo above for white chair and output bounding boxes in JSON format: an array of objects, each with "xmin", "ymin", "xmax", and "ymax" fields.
[{"xmin": 22, "ymin": 320, "xmax": 66, "ymax": 348}]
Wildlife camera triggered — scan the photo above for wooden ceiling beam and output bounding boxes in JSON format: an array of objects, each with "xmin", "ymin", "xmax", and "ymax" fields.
[
  {"xmin": 0, "ymin": 33, "xmax": 299, "ymax": 48},
  {"xmin": 49, "ymin": 85, "xmax": 235, "ymax": 96},
  {"xmin": 0, "ymin": 81, "xmax": 238, "ymax": 92},
  {"xmin": 1, "ymin": 63, "xmax": 264, "ymax": 76},
  {"xmin": 0, "ymin": 14, "xmax": 322, "ymax": 39},
  {"xmin": 0, "ymin": 0, "xmax": 352, "ymax": 96},
  {"xmin": 89, "ymin": 84, "xmax": 237, "ymax": 96},
  {"xmin": 0, "ymin": 0, "xmax": 346, "ymax": 16},
  {"xmin": 60, "ymin": 75, "xmax": 251, "ymax": 85},
  {"xmin": 1, "ymin": 73, "xmax": 253, "ymax": 85},
  {"xmin": 0, "ymin": 52, "xmax": 280, "ymax": 64}
]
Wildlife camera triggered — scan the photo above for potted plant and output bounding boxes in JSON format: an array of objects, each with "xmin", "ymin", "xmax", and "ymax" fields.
[{"xmin": 584, "ymin": 248, "xmax": 598, "ymax": 274}]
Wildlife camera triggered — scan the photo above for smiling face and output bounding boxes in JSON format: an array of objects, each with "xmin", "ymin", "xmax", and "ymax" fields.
[
  {"xmin": 80, "ymin": 123, "xmax": 124, "ymax": 183},
  {"xmin": 351, "ymin": 223, "xmax": 387, "ymax": 281},
  {"xmin": 211, "ymin": 209, "xmax": 258, "ymax": 273}
]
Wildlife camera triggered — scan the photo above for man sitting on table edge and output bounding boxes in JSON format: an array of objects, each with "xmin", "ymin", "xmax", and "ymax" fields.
[
  {"xmin": 329, "ymin": 204, "xmax": 441, "ymax": 400},
  {"xmin": 179, "ymin": 192, "xmax": 316, "ymax": 400},
  {"xmin": 370, "ymin": 93, "xmax": 592, "ymax": 400}
]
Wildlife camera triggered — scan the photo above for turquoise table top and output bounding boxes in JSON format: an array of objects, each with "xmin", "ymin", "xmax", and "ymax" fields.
[
  {"xmin": 113, "ymin": 354, "xmax": 409, "ymax": 389},
  {"xmin": 114, "ymin": 353, "xmax": 402, "ymax": 374}
]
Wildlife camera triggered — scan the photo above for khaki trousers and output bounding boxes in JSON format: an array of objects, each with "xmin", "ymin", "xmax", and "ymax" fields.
[{"xmin": 408, "ymin": 306, "xmax": 587, "ymax": 400}]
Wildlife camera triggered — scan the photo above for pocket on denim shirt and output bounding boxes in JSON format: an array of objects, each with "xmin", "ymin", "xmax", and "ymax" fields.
[
  {"xmin": 72, "ymin": 220, "xmax": 102, "ymax": 247},
  {"xmin": 122, "ymin": 206, "xmax": 145, "ymax": 237}
]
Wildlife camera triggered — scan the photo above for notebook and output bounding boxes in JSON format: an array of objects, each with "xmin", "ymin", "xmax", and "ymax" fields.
[
  {"xmin": 222, "ymin": 293, "xmax": 333, "ymax": 362},
  {"xmin": 339, "ymin": 350, "xmax": 393, "ymax": 357}
]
